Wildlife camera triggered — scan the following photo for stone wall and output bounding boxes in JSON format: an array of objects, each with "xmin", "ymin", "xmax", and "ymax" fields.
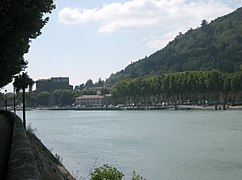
[
  {"xmin": 1, "ymin": 111, "xmax": 74, "ymax": 180},
  {"xmin": 7, "ymin": 112, "xmax": 41, "ymax": 179}
]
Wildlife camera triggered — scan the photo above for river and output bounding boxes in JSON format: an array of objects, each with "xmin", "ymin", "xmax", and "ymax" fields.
[{"xmin": 17, "ymin": 110, "xmax": 242, "ymax": 180}]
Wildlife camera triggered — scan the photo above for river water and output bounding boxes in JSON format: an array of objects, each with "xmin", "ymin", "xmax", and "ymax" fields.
[{"xmin": 17, "ymin": 110, "xmax": 242, "ymax": 180}]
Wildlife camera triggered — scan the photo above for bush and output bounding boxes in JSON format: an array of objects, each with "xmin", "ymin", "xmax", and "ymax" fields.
[
  {"xmin": 90, "ymin": 164, "xmax": 124, "ymax": 180},
  {"xmin": 54, "ymin": 153, "xmax": 63, "ymax": 164},
  {"xmin": 132, "ymin": 171, "xmax": 146, "ymax": 180},
  {"xmin": 26, "ymin": 123, "xmax": 37, "ymax": 134}
]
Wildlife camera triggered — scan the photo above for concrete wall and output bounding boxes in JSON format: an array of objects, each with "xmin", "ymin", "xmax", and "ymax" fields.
[
  {"xmin": 0, "ymin": 110, "xmax": 74, "ymax": 180},
  {"xmin": 5, "ymin": 111, "xmax": 41, "ymax": 180}
]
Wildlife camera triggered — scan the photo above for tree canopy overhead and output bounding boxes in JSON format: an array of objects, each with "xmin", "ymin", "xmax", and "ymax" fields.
[{"xmin": 0, "ymin": 0, "xmax": 55, "ymax": 87}]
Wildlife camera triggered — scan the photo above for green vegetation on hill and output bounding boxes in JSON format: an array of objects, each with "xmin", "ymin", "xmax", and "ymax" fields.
[{"xmin": 107, "ymin": 7, "xmax": 242, "ymax": 86}]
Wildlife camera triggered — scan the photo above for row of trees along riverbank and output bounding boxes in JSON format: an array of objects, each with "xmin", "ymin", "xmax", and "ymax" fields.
[
  {"xmin": 0, "ymin": 87, "xmax": 110, "ymax": 108},
  {"xmin": 1, "ymin": 70, "xmax": 241, "ymax": 109},
  {"xmin": 112, "ymin": 70, "xmax": 242, "ymax": 110}
]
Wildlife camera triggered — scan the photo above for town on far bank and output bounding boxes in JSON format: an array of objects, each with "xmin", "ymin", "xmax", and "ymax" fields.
[{"xmin": 1, "ymin": 70, "xmax": 242, "ymax": 111}]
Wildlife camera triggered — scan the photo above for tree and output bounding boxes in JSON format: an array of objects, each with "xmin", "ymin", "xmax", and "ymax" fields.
[
  {"xmin": 25, "ymin": 92, "xmax": 37, "ymax": 107},
  {"xmin": 85, "ymin": 79, "xmax": 94, "ymax": 88},
  {"xmin": 81, "ymin": 88, "xmax": 96, "ymax": 95},
  {"xmin": 0, "ymin": 0, "xmax": 55, "ymax": 87},
  {"xmin": 231, "ymin": 71, "xmax": 242, "ymax": 93},
  {"xmin": 37, "ymin": 91, "xmax": 50, "ymax": 106},
  {"xmin": 112, "ymin": 69, "xmax": 242, "ymax": 107},
  {"xmin": 59, "ymin": 90, "xmax": 74, "ymax": 106},
  {"xmin": 72, "ymin": 90, "xmax": 82, "ymax": 99},
  {"xmin": 101, "ymin": 87, "xmax": 110, "ymax": 95},
  {"xmin": 13, "ymin": 72, "xmax": 34, "ymax": 129},
  {"xmin": 201, "ymin": 19, "xmax": 208, "ymax": 27},
  {"xmin": 53, "ymin": 89, "xmax": 63, "ymax": 105},
  {"xmin": 96, "ymin": 78, "xmax": 105, "ymax": 87}
]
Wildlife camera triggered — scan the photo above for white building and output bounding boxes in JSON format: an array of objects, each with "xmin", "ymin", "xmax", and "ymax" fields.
[{"xmin": 76, "ymin": 95, "xmax": 104, "ymax": 107}]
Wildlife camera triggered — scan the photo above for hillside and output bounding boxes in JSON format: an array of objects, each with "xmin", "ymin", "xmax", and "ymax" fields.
[{"xmin": 107, "ymin": 7, "xmax": 242, "ymax": 85}]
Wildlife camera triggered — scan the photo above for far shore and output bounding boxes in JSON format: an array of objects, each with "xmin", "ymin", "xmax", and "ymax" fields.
[{"xmin": 10, "ymin": 105, "xmax": 242, "ymax": 111}]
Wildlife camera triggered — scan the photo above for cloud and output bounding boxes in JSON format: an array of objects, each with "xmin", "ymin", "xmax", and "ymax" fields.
[
  {"xmin": 58, "ymin": 0, "xmax": 234, "ymax": 48},
  {"xmin": 146, "ymin": 30, "xmax": 181, "ymax": 49},
  {"xmin": 58, "ymin": 7, "xmax": 97, "ymax": 25}
]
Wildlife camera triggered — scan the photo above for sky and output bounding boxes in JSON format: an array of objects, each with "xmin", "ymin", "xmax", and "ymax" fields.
[{"xmin": 2, "ymin": 0, "xmax": 242, "ymax": 92}]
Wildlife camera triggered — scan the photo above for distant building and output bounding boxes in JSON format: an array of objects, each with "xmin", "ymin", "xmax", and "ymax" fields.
[
  {"xmin": 76, "ymin": 95, "xmax": 104, "ymax": 106},
  {"xmin": 76, "ymin": 94, "xmax": 113, "ymax": 107},
  {"xmin": 35, "ymin": 77, "xmax": 73, "ymax": 92}
]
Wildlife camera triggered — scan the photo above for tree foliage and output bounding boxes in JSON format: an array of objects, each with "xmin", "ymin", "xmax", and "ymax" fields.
[
  {"xmin": 81, "ymin": 88, "xmax": 96, "ymax": 95},
  {"xmin": 0, "ymin": 0, "xmax": 55, "ymax": 87},
  {"xmin": 37, "ymin": 91, "xmax": 50, "ymax": 106},
  {"xmin": 85, "ymin": 79, "xmax": 94, "ymax": 88},
  {"xmin": 59, "ymin": 90, "xmax": 74, "ymax": 106},
  {"xmin": 90, "ymin": 164, "xmax": 124, "ymax": 180},
  {"xmin": 13, "ymin": 72, "xmax": 34, "ymax": 129},
  {"xmin": 53, "ymin": 89, "xmax": 78, "ymax": 106},
  {"xmin": 112, "ymin": 70, "xmax": 242, "ymax": 107},
  {"xmin": 13, "ymin": 72, "xmax": 34, "ymax": 92},
  {"xmin": 132, "ymin": 171, "xmax": 146, "ymax": 180}
]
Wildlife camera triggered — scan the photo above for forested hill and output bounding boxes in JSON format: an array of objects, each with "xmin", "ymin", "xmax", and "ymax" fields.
[{"xmin": 107, "ymin": 7, "xmax": 242, "ymax": 86}]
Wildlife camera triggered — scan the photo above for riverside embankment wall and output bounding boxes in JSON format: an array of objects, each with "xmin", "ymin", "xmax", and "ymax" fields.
[
  {"xmin": 0, "ymin": 110, "xmax": 41, "ymax": 179},
  {"xmin": 0, "ymin": 110, "xmax": 74, "ymax": 180}
]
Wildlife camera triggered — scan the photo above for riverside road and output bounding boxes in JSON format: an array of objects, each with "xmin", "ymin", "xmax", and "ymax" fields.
[{"xmin": 0, "ymin": 112, "xmax": 13, "ymax": 180}]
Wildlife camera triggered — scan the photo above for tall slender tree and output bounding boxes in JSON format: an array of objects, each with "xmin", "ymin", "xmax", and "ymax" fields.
[{"xmin": 13, "ymin": 72, "xmax": 34, "ymax": 129}]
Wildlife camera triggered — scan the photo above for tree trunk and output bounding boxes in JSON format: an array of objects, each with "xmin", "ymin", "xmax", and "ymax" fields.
[
  {"xmin": 13, "ymin": 89, "xmax": 16, "ymax": 114},
  {"xmin": 174, "ymin": 96, "xmax": 178, "ymax": 110},
  {"xmin": 223, "ymin": 92, "xmax": 227, "ymax": 110},
  {"xmin": 202, "ymin": 94, "xmax": 206, "ymax": 107},
  {"xmin": 23, "ymin": 89, "xmax": 26, "ymax": 130}
]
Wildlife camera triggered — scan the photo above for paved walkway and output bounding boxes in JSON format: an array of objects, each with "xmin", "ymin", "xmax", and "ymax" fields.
[{"xmin": 0, "ymin": 113, "xmax": 13, "ymax": 180}]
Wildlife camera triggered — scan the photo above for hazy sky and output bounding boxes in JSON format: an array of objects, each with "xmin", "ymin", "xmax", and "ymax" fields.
[{"xmin": 2, "ymin": 0, "xmax": 242, "ymax": 92}]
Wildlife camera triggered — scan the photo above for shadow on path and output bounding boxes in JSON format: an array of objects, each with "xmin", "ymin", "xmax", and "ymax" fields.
[{"xmin": 0, "ymin": 112, "xmax": 13, "ymax": 180}]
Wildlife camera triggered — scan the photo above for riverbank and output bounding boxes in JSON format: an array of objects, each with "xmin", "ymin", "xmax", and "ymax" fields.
[
  {"xmin": 176, "ymin": 105, "xmax": 242, "ymax": 110},
  {"xmin": 0, "ymin": 110, "xmax": 75, "ymax": 179},
  {"xmin": 18, "ymin": 104, "xmax": 242, "ymax": 111},
  {"xmin": 27, "ymin": 132, "xmax": 75, "ymax": 180}
]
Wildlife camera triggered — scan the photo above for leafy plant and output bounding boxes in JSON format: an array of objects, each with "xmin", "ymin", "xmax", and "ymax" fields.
[
  {"xmin": 132, "ymin": 171, "xmax": 146, "ymax": 180},
  {"xmin": 55, "ymin": 153, "xmax": 63, "ymax": 164},
  {"xmin": 90, "ymin": 164, "xmax": 124, "ymax": 180},
  {"xmin": 26, "ymin": 123, "xmax": 37, "ymax": 134}
]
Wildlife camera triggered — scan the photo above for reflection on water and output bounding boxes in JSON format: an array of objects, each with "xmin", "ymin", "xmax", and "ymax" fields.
[{"xmin": 17, "ymin": 110, "xmax": 242, "ymax": 180}]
